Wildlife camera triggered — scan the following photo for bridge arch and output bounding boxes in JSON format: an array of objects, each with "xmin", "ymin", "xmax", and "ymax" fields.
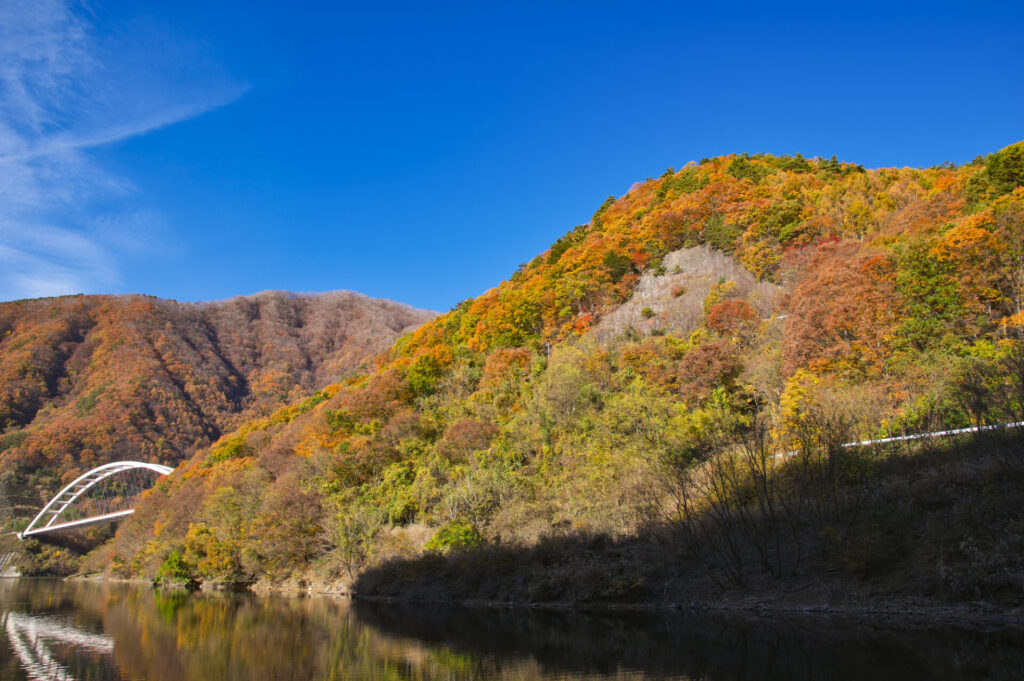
[{"xmin": 18, "ymin": 461, "xmax": 173, "ymax": 539}]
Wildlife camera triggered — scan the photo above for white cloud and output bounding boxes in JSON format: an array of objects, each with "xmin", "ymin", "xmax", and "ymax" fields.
[
  {"xmin": 90, "ymin": 210, "xmax": 176, "ymax": 256},
  {"xmin": 0, "ymin": 240, "xmax": 113, "ymax": 301},
  {"xmin": 0, "ymin": 0, "xmax": 246, "ymax": 301}
]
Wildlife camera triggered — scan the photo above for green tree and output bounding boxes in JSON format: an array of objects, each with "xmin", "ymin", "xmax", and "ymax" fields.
[
  {"xmin": 986, "ymin": 142, "xmax": 1024, "ymax": 194},
  {"xmin": 603, "ymin": 251, "xmax": 633, "ymax": 283}
]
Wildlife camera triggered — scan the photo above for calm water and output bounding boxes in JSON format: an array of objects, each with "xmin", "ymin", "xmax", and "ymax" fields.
[{"xmin": 0, "ymin": 579, "xmax": 1022, "ymax": 680}]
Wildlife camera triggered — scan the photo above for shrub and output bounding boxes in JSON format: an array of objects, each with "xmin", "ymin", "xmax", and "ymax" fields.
[
  {"xmin": 406, "ymin": 353, "xmax": 444, "ymax": 396},
  {"xmin": 156, "ymin": 550, "xmax": 195, "ymax": 586},
  {"xmin": 298, "ymin": 390, "xmax": 327, "ymax": 414},
  {"xmin": 205, "ymin": 435, "xmax": 251, "ymax": 465},
  {"xmin": 424, "ymin": 521, "xmax": 481, "ymax": 552},
  {"xmin": 0, "ymin": 430, "xmax": 27, "ymax": 453}
]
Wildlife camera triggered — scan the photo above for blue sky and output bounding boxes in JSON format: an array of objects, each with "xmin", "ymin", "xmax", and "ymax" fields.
[{"xmin": 1, "ymin": 1, "xmax": 1022, "ymax": 311}]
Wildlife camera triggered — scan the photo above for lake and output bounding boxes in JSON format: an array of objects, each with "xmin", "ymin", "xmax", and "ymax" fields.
[{"xmin": 0, "ymin": 579, "xmax": 1021, "ymax": 680}]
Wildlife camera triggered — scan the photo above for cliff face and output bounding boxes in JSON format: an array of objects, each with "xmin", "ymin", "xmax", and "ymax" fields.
[{"xmin": 0, "ymin": 290, "xmax": 435, "ymax": 513}]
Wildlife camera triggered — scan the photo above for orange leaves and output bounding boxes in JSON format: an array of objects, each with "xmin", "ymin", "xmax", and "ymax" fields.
[
  {"xmin": 677, "ymin": 339, "xmax": 741, "ymax": 405},
  {"xmin": 706, "ymin": 299, "xmax": 759, "ymax": 338},
  {"xmin": 783, "ymin": 242, "xmax": 901, "ymax": 376},
  {"xmin": 437, "ymin": 418, "xmax": 498, "ymax": 462},
  {"xmin": 294, "ymin": 418, "xmax": 344, "ymax": 458},
  {"xmin": 931, "ymin": 213, "xmax": 998, "ymax": 262},
  {"xmin": 393, "ymin": 317, "xmax": 449, "ymax": 363},
  {"xmin": 481, "ymin": 348, "xmax": 533, "ymax": 388},
  {"xmin": 927, "ymin": 211, "xmax": 1009, "ymax": 313},
  {"xmin": 572, "ymin": 313, "xmax": 593, "ymax": 333},
  {"xmin": 1001, "ymin": 311, "xmax": 1024, "ymax": 330},
  {"xmin": 416, "ymin": 343, "xmax": 453, "ymax": 369},
  {"xmin": 619, "ymin": 342, "xmax": 661, "ymax": 375},
  {"xmin": 341, "ymin": 367, "xmax": 410, "ymax": 420},
  {"xmin": 929, "ymin": 170, "xmax": 960, "ymax": 196}
]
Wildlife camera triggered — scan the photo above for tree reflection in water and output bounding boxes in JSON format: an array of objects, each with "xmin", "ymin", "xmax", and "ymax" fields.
[{"xmin": 1, "ymin": 580, "xmax": 1022, "ymax": 681}]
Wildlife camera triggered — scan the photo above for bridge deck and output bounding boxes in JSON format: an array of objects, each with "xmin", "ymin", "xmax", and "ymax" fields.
[{"xmin": 18, "ymin": 510, "xmax": 136, "ymax": 539}]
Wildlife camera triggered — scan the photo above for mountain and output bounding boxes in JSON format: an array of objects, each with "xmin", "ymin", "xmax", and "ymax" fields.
[
  {"xmin": 16, "ymin": 142, "xmax": 1024, "ymax": 606},
  {"xmin": 0, "ymin": 291, "xmax": 435, "ymax": 531}
]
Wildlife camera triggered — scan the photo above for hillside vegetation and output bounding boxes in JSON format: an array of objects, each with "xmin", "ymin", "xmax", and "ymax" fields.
[
  {"xmin": 0, "ymin": 291, "xmax": 434, "ymax": 571},
  {"xmin": 41, "ymin": 143, "xmax": 1024, "ymax": 603}
]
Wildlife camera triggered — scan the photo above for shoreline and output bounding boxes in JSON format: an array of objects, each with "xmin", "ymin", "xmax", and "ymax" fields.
[
  {"xmin": 60, "ymin": 573, "xmax": 1024, "ymax": 628},
  {"xmin": 349, "ymin": 593, "xmax": 1024, "ymax": 628}
]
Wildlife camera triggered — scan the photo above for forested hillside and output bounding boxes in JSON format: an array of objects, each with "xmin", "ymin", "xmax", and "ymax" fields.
[
  {"xmin": 38, "ymin": 142, "xmax": 1024, "ymax": 603},
  {"xmin": 0, "ymin": 291, "xmax": 434, "ymax": 558}
]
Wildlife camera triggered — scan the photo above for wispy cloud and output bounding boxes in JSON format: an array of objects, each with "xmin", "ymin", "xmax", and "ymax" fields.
[{"xmin": 0, "ymin": 0, "xmax": 246, "ymax": 302}]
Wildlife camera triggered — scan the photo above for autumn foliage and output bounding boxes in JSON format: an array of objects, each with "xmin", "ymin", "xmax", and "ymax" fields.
[{"xmin": 7, "ymin": 141, "xmax": 1024, "ymax": 591}]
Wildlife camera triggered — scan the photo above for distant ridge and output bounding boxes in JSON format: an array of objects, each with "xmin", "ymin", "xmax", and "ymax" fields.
[{"xmin": 0, "ymin": 290, "xmax": 435, "ymax": 519}]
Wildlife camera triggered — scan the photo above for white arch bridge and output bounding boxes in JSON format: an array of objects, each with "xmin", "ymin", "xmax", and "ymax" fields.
[{"xmin": 17, "ymin": 461, "xmax": 173, "ymax": 540}]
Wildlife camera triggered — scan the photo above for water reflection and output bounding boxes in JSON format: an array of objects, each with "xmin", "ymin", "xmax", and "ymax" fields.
[
  {"xmin": 5, "ymin": 612, "xmax": 113, "ymax": 681},
  {"xmin": 0, "ymin": 579, "xmax": 1022, "ymax": 680}
]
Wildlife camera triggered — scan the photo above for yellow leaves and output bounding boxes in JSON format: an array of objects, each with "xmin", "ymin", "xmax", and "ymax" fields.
[
  {"xmin": 737, "ymin": 238, "xmax": 781, "ymax": 280},
  {"xmin": 779, "ymin": 368, "xmax": 820, "ymax": 436},
  {"xmin": 213, "ymin": 457, "xmax": 255, "ymax": 476},
  {"xmin": 844, "ymin": 199, "xmax": 874, "ymax": 237},
  {"xmin": 873, "ymin": 190, "xmax": 897, "ymax": 212},
  {"xmin": 184, "ymin": 522, "xmax": 241, "ymax": 581},
  {"xmin": 702, "ymin": 280, "xmax": 737, "ymax": 316}
]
